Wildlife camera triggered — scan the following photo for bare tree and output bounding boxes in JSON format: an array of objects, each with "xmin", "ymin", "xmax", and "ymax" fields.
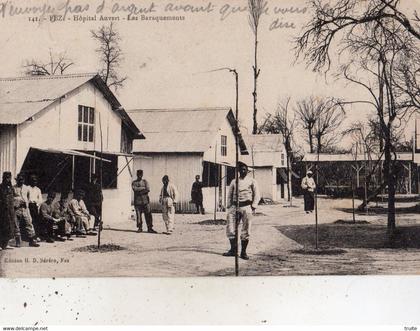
[
  {"xmin": 23, "ymin": 50, "xmax": 74, "ymax": 76},
  {"xmin": 295, "ymin": 97, "xmax": 317, "ymax": 153},
  {"xmin": 248, "ymin": 0, "xmax": 266, "ymax": 134},
  {"xmin": 295, "ymin": 0, "xmax": 420, "ymax": 72},
  {"xmin": 91, "ymin": 22, "xmax": 127, "ymax": 90},
  {"xmin": 259, "ymin": 97, "xmax": 296, "ymax": 203},
  {"xmin": 295, "ymin": 96, "xmax": 345, "ymax": 153},
  {"xmin": 299, "ymin": 8, "xmax": 418, "ymax": 232},
  {"xmin": 313, "ymin": 99, "xmax": 345, "ymax": 152},
  {"xmin": 295, "ymin": 0, "xmax": 420, "ymax": 233}
]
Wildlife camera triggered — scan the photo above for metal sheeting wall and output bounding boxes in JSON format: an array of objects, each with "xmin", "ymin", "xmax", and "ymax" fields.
[
  {"xmin": 0, "ymin": 125, "xmax": 17, "ymax": 178},
  {"xmin": 133, "ymin": 153, "xmax": 204, "ymax": 213}
]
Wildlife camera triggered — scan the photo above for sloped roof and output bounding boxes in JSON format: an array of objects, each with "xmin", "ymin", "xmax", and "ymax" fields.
[
  {"xmin": 0, "ymin": 73, "xmax": 142, "ymax": 137},
  {"xmin": 243, "ymin": 134, "xmax": 286, "ymax": 167},
  {"xmin": 128, "ymin": 108, "xmax": 248, "ymax": 154}
]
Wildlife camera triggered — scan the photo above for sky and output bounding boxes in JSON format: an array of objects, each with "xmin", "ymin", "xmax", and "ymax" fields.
[{"xmin": 0, "ymin": 0, "xmax": 418, "ymax": 151}]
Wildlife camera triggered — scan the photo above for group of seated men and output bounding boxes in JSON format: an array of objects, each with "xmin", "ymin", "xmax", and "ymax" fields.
[
  {"xmin": 38, "ymin": 189, "xmax": 99, "ymax": 244},
  {"xmin": 1, "ymin": 172, "xmax": 101, "ymax": 249}
]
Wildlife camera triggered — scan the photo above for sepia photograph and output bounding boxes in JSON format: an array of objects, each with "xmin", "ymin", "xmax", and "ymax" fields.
[{"xmin": 0, "ymin": 0, "xmax": 419, "ymax": 284}]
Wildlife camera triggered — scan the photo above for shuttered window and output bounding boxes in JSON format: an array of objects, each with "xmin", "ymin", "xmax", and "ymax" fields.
[
  {"xmin": 221, "ymin": 135, "xmax": 227, "ymax": 156},
  {"xmin": 78, "ymin": 105, "xmax": 95, "ymax": 142}
]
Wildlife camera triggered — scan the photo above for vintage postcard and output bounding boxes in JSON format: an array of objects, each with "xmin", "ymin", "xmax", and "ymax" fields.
[{"xmin": 0, "ymin": 0, "xmax": 419, "ymax": 280}]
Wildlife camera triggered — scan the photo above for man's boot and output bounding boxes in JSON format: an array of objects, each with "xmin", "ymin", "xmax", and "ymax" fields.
[
  {"xmin": 240, "ymin": 240, "xmax": 249, "ymax": 260},
  {"xmin": 15, "ymin": 236, "xmax": 21, "ymax": 248},
  {"xmin": 29, "ymin": 238, "xmax": 40, "ymax": 247},
  {"xmin": 223, "ymin": 239, "xmax": 237, "ymax": 257}
]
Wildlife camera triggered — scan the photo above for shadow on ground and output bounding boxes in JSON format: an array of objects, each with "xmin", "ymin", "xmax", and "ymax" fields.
[
  {"xmin": 338, "ymin": 204, "xmax": 420, "ymax": 215},
  {"xmin": 195, "ymin": 219, "xmax": 227, "ymax": 226},
  {"xmin": 277, "ymin": 224, "xmax": 420, "ymax": 249}
]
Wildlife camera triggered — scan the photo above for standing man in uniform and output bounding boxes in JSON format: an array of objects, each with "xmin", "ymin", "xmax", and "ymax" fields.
[
  {"xmin": 0, "ymin": 172, "xmax": 16, "ymax": 250},
  {"xmin": 191, "ymin": 175, "xmax": 205, "ymax": 214},
  {"xmin": 27, "ymin": 174, "xmax": 43, "ymax": 241},
  {"xmin": 159, "ymin": 175, "xmax": 178, "ymax": 235},
  {"xmin": 132, "ymin": 170, "xmax": 156, "ymax": 233},
  {"xmin": 223, "ymin": 161, "xmax": 260, "ymax": 260},
  {"xmin": 301, "ymin": 170, "xmax": 316, "ymax": 213},
  {"xmin": 85, "ymin": 174, "xmax": 103, "ymax": 231},
  {"xmin": 13, "ymin": 173, "xmax": 39, "ymax": 247}
]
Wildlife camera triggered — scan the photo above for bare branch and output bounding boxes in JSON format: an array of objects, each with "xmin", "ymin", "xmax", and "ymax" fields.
[
  {"xmin": 91, "ymin": 22, "xmax": 127, "ymax": 91},
  {"xmin": 23, "ymin": 51, "xmax": 74, "ymax": 76}
]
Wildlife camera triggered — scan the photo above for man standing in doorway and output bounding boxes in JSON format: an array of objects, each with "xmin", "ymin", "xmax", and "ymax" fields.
[
  {"xmin": 301, "ymin": 170, "xmax": 316, "ymax": 213},
  {"xmin": 132, "ymin": 170, "xmax": 156, "ymax": 233},
  {"xmin": 27, "ymin": 174, "xmax": 43, "ymax": 242},
  {"xmin": 159, "ymin": 175, "xmax": 178, "ymax": 235},
  {"xmin": 85, "ymin": 174, "xmax": 103, "ymax": 231},
  {"xmin": 191, "ymin": 175, "xmax": 205, "ymax": 214},
  {"xmin": 14, "ymin": 173, "xmax": 39, "ymax": 247},
  {"xmin": 223, "ymin": 161, "xmax": 260, "ymax": 260}
]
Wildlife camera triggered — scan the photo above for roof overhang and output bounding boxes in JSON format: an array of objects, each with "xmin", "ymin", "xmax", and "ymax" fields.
[
  {"xmin": 90, "ymin": 75, "xmax": 144, "ymax": 139},
  {"xmin": 31, "ymin": 147, "xmax": 112, "ymax": 162}
]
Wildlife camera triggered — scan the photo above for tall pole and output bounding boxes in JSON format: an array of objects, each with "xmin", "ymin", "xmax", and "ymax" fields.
[
  {"xmin": 71, "ymin": 155, "xmax": 75, "ymax": 190},
  {"xmin": 194, "ymin": 66, "xmax": 240, "ymax": 275},
  {"xmin": 363, "ymin": 143, "xmax": 368, "ymax": 216},
  {"xmin": 352, "ymin": 142, "xmax": 358, "ymax": 224},
  {"xmin": 98, "ymin": 112, "xmax": 104, "ymax": 249},
  {"xmin": 214, "ymin": 142, "xmax": 218, "ymax": 222},
  {"xmin": 232, "ymin": 69, "xmax": 240, "ymax": 277},
  {"xmin": 314, "ymin": 123, "xmax": 320, "ymax": 249}
]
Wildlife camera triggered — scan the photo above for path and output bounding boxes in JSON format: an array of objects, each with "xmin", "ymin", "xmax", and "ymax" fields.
[{"xmin": 1, "ymin": 197, "xmax": 419, "ymax": 277}]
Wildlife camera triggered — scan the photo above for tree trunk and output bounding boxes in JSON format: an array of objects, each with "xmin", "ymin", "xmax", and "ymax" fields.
[
  {"xmin": 384, "ymin": 132, "xmax": 396, "ymax": 233},
  {"xmin": 316, "ymin": 136, "xmax": 322, "ymax": 153},
  {"xmin": 357, "ymin": 180, "xmax": 387, "ymax": 211},
  {"xmin": 307, "ymin": 127, "xmax": 314, "ymax": 153}
]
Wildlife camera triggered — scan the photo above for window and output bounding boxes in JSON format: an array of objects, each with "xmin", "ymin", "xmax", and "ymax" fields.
[
  {"xmin": 78, "ymin": 105, "xmax": 95, "ymax": 142},
  {"xmin": 281, "ymin": 153, "xmax": 285, "ymax": 166},
  {"xmin": 221, "ymin": 135, "xmax": 227, "ymax": 156},
  {"xmin": 121, "ymin": 124, "xmax": 133, "ymax": 154}
]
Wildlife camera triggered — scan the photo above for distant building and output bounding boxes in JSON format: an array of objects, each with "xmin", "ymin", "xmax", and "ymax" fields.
[
  {"xmin": 0, "ymin": 73, "xmax": 143, "ymax": 222},
  {"xmin": 128, "ymin": 108, "xmax": 248, "ymax": 213},
  {"xmin": 303, "ymin": 152, "xmax": 418, "ymax": 195},
  {"xmin": 242, "ymin": 134, "xmax": 289, "ymax": 201}
]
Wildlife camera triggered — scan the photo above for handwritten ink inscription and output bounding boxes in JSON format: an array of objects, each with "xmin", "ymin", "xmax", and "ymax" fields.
[{"xmin": 0, "ymin": 0, "xmax": 308, "ymax": 31}]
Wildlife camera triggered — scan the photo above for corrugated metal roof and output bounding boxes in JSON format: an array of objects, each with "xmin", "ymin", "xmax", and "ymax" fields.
[
  {"xmin": 129, "ymin": 108, "xmax": 248, "ymax": 153},
  {"xmin": 0, "ymin": 74, "xmax": 142, "ymax": 138},
  {"xmin": 243, "ymin": 134, "xmax": 286, "ymax": 167},
  {"xmin": 0, "ymin": 74, "xmax": 97, "ymax": 124}
]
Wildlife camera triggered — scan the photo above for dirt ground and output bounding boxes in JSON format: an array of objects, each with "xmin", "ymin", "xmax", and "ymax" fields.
[{"xmin": 1, "ymin": 196, "xmax": 420, "ymax": 277}]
